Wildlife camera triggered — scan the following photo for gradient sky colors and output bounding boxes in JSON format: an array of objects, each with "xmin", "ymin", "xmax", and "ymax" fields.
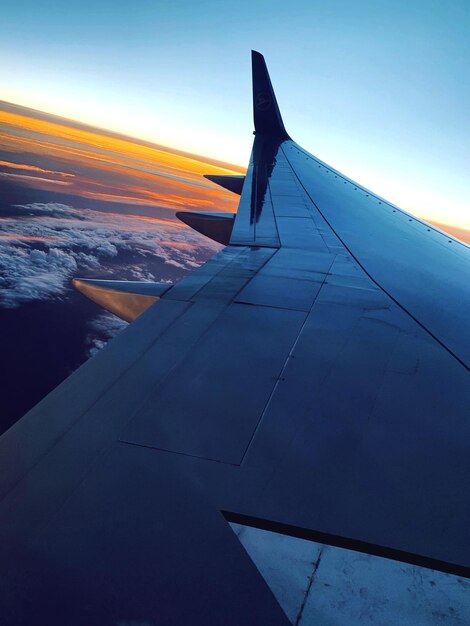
[
  {"xmin": 0, "ymin": 1, "xmax": 469, "ymax": 230},
  {"xmin": 0, "ymin": 102, "xmax": 242, "ymax": 214}
]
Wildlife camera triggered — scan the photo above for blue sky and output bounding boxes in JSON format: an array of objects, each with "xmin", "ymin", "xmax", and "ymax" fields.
[{"xmin": 1, "ymin": 0, "xmax": 469, "ymax": 228}]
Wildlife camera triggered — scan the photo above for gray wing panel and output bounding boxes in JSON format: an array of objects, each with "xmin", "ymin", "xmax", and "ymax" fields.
[
  {"xmin": 284, "ymin": 141, "xmax": 470, "ymax": 368},
  {"xmin": 226, "ymin": 266, "xmax": 470, "ymax": 567},
  {"xmin": 0, "ymin": 245, "xmax": 291, "ymax": 625},
  {"xmin": 168, "ymin": 135, "xmax": 470, "ymax": 573}
]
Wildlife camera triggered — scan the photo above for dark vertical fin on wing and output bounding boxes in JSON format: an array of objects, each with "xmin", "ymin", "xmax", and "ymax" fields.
[{"xmin": 252, "ymin": 50, "xmax": 289, "ymax": 139}]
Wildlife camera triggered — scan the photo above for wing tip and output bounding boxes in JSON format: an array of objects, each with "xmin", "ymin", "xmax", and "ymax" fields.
[{"xmin": 251, "ymin": 50, "xmax": 289, "ymax": 140}]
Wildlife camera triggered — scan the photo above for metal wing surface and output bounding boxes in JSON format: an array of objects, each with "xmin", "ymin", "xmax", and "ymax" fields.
[{"xmin": 0, "ymin": 51, "xmax": 469, "ymax": 624}]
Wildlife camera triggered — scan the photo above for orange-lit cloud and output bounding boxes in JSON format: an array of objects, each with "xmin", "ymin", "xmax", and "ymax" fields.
[
  {"xmin": 157, "ymin": 240, "xmax": 197, "ymax": 250},
  {"xmin": 0, "ymin": 234, "xmax": 64, "ymax": 242},
  {"xmin": 0, "ymin": 171, "xmax": 72, "ymax": 185},
  {"xmin": 0, "ymin": 160, "xmax": 74, "ymax": 177}
]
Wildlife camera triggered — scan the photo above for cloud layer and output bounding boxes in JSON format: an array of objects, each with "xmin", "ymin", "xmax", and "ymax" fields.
[
  {"xmin": 0, "ymin": 202, "xmax": 220, "ymax": 309},
  {"xmin": 86, "ymin": 312, "xmax": 128, "ymax": 357}
]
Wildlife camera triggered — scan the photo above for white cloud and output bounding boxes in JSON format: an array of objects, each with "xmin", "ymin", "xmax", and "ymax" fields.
[
  {"xmin": 0, "ymin": 248, "xmax": 78, "ymax": 308},
  {"xmin": 86, "ymin": 312, "xmax": 128, "ymax": 357},
  {"xmin": 14, "ymin": 202, "xmax": 83, "ymax": 218},
  {"xmin": 0, "ymin": 202, "xmax": 220, "ymax": 308}
]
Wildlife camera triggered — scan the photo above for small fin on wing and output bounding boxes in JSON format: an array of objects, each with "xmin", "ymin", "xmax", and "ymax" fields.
[
  {"xmin": 72, "ymin": 279, "xmax": 170, "ymax": 322},
  {"xmin": 204, "ymin": 174, "xmax": 245, "ymax": 195},
  {"xmin": 252, "ymin": 50, "xmax": 289, "ymax": 139},
  {"xmin": 176, "ymin": 211, "xmax": 235, "ymax": 245}
]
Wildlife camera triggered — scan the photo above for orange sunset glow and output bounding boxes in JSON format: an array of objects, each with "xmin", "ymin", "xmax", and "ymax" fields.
[
  {"xmin": 0, "ymin": 101, "xmax": 245, "ymax": 220},
  {"xmin": 1, "ymin": 100, "xmax": 469, "ymax": 247}
]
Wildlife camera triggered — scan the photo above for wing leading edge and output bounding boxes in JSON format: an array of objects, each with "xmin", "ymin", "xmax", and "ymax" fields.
[{"xmin": 0, "ymin": 51, "xmax": 469, "ymax": 624}]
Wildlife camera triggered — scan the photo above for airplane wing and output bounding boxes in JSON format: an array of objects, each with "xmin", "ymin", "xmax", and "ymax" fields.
[{"xmin": 1, "ymin": 51, "xmax": 469, "ymax": 624}]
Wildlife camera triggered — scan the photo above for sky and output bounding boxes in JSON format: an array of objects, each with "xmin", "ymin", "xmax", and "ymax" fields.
[{"xmin": 0, "ymin": 0, "xmax": 469, "ymax": 228}]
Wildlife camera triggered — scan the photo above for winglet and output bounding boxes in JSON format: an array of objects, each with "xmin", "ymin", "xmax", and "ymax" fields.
[{"xmin": 252, "ymin": 50, "xmax": 289, "ymax": 139}]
